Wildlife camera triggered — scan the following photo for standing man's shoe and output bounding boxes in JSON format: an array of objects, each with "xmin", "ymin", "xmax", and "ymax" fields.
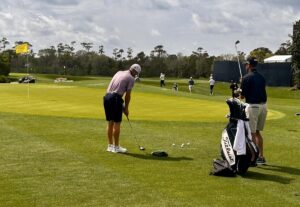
[
  {"xmin": 256, "ymin": 157, "xmax": 266, "ymax": 165},
  {"xmin": 113, "ymin": 146, "xmax": 127, "ymax": 153}
]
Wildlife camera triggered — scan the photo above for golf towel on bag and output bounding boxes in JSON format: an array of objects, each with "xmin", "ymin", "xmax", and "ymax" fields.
[
  {"xmin": 211, "ymin": 98, "xmax": 259, "ymax": 176},
  {"xmin": 233, "ymin": 120, "xmax": 252, "ymax": 155}
]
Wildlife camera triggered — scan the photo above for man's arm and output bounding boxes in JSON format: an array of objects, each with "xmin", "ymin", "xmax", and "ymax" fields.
[{"xmin": 124, "ymin": 90, "xmax": 131, "ymax": 116}]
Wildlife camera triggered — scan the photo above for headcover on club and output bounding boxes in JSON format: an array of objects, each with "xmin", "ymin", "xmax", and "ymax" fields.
[{"xmin": 151, "ymin": 150, "xmax": 168, "ymax": 157}]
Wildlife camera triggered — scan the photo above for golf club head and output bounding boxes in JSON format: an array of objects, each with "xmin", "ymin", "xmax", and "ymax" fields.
[{"xmin": 235, "ymin": 40, "xmax": 240, "ymax": 45}]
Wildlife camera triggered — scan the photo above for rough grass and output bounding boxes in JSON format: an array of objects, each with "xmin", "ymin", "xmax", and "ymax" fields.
[{"xmin": 0, "ymin": 74, "xmax": 299, "ymax": 207}]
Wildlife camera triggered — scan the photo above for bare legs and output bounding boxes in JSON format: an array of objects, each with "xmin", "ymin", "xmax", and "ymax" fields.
[
  {"xmin": 251, "ymin": 131, "xmax": 264, "ymax": 158},
  {"xmin": 107, "ymin": 121, "xmax": 121, "ymax": 146}
]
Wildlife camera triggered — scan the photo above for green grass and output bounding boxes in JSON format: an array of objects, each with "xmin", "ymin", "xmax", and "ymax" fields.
[{"xmin": 0, "ymin": 74, "xmax": 300, "ymax": 207}]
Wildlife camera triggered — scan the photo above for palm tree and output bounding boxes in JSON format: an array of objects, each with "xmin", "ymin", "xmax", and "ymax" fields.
[
  {"xmin": 99, "ymin": 45, "xmax": 104, "ymax": 55},
  {"xmin": 113, "ymin": 48, "xmax": 118, "ymax": 60},
  {"xmin": 70, "ymin": 41, "xmax": 76, "ymax": 55},
  {"xmin": 154, "ymin": 45, "xmax": 166, "ymax": 58},
  {"xmin": 80, "ymin": 42, "xmax": 93, "ymax": 52},
  {"xmin": 57, "ymin": 43, "xmax": 64, "ymax": 56},
  {"xmin": 0, "ymin": 37, "xmax": 10, "ymax": 51},
  {"xmin": 118, "ymin": 49, "xmax": 124, "ymax": 60},
  {"xmin": 127, "ymin": 47, "xmax": 133, "ymax": 60}
]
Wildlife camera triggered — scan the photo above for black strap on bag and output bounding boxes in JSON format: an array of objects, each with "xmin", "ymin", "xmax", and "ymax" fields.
[{"xmin": 210, "ymin": 159, "xmax": 236, "ymax": 177}]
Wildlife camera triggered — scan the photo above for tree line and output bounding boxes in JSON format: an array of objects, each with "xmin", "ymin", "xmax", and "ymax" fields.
[
  {"xmin": 0, "ymin": 19, "xmax": 299, "ymax": 87},
  {"xmin": 0, "ymin": 41, "xmax": 292, "ymax": 77},
  {"xmin": 2, "ymin": 43, "xmax": 216, "ymax": 78}
]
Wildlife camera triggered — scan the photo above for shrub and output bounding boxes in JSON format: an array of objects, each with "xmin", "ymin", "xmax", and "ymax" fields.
[{"xmin": 0, "ymin": 75, "xmax": 9, "ymax": 83}]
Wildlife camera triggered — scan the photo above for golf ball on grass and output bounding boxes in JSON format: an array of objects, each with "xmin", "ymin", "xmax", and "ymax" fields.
[{"xmin": 181, "ymin": 143, "xmax": 185, "ymax": 148}]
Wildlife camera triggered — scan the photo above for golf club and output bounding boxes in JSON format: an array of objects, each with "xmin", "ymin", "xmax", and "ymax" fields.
[
  {"xmin": 235, "ymin": 40, "xmax": 243, "ymax": 80},
  {"xmin": 125, "ymin": 115, "xmax": 145, "ymax": 151}
]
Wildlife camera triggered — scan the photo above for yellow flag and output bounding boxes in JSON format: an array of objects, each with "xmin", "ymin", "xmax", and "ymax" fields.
[{"xmin": 16, "ymin": 43, "xmax": 29, "ymax": 54}]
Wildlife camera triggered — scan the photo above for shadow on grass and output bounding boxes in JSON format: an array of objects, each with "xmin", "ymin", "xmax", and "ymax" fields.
[
  {"xmin": 257, "ymin": 164, "xmax": 300, "ymax": 176},
  {"xmin": 124, "ymin": 152, "xmax": 193, "ymax": 161},
  {"xmin": 241, "ymin": 170, "xmax": 294, "ymax": 184}
]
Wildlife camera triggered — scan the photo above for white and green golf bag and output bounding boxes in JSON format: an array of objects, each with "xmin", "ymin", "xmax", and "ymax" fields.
[{"xmin": 220, "ymin": 98, "xmax": 259, "ymax": 175}]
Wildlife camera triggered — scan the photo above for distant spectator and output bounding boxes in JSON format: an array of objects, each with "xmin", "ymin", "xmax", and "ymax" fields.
[
  {"xmin": 173, "ymin": 82, "xmax": 178, "ymax": 91},
  {"xmin": 188, "ymin": 77, "xmax": 195, "ymax": 93},
  {"xmin": 160, "ymin": 73, "xmax": 165, "ymax": 87},
  {"xmin": 209, "ymin": 76, "xmax": 215, "ymax": 95}
]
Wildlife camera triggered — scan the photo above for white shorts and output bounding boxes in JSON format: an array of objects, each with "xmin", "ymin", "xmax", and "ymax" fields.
[
  {"xmin": 245, "ymin": 103, "xmax": 268, "ymax": 133},
  {"xmin": 189, "ymin": 85, "xmax": 193, "ymax": 91}
]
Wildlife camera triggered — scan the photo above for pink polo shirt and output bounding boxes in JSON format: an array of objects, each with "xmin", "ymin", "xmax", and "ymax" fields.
[{"xmin": 107, "ymin": 70, "xmax": 135, "ymax": 96}]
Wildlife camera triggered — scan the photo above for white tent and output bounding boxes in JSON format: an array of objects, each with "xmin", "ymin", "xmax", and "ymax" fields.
[{"xmin": 264, "ymin": 55, "xmax": 292, "ymax": 63}]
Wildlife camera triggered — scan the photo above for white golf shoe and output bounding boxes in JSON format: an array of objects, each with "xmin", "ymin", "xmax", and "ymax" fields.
[
  {"xmin": 113, "ymin": 146, "xmax": 127, "ymax": 154},
  {"xmin": 106, "ymin": 144, "xmax": 114, "ymax": 152}
]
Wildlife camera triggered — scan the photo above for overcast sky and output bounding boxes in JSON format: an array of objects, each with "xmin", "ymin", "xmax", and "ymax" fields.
[{"xmin": 1, "ymin": 0, "xmax": 300, "ymax": 56}]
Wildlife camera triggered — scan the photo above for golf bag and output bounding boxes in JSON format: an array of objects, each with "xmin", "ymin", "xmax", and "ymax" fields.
[
  {"xmin": 210, "ymin": 158, "xmax": 236, "ymax": 177},
  {"xmin": 211, "ymin": 98, "xmax": 259, "ymax": 176}
]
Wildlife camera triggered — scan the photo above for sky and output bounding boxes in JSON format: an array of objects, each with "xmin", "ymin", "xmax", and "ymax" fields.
[{"xmin": 1, "ymin": 0, "xmax": 300, "ymax": 57}]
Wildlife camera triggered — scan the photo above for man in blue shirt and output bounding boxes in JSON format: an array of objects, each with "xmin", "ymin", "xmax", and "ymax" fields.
[
  {"xmin": 188, "ymin": 77, "xmax": 194, "ymax": 93},
  {"xmin": 240, "ymin": 57, "xmax": 267, "ymax": 165}
]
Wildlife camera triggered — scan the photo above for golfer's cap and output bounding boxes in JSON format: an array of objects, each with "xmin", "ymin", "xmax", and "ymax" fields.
[
  {"xmin": 130, "ymin": 64, "xmax": 141, "ymax": 75},
  {"xmin": 246, "ymin": 56, "xmax": 258, "ymax": 66}
]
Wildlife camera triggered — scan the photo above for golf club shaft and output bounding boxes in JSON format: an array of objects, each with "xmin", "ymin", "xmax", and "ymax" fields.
[
  {"xmin": 235, "ymin": 44, "xmax": 242, "ymax": 79},
  {"xmin": 126, "ymin": 115, "xmax": 133, "ymax": 129},
  {"xmin": 126, "ymin": 115, "xmax": 142, "ymax": 149}
]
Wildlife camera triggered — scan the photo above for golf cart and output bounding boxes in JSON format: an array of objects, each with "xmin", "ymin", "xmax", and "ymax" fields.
[{"xmin": 18, "ymin": 76, "xmax": 36, "ymax": 83}]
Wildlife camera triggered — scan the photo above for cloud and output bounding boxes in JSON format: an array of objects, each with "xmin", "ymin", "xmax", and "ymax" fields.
[
  {"xmin": 1, "ymin": 0, "xmax": 300, "ymax": 56},
  {"xmin": 33, "ymin": 0, "xmax": 81, "ymax": 6},
  {"xmin": 149, "ymin": 0, "xmax": 181, "ymax": 10},
  {"xmin": 0, "ymin": 11, "xmax": 13, "ymax": 19},
  {"xmin": 192, "ymin": 13, "xmax": 231, "ymax": 33},
  {"xmin": 151, "ymin": 29, "xmax": 161, "ymax": 36}
]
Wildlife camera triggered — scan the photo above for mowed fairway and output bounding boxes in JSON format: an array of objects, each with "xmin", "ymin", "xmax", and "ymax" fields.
[{"xmin": 0, "ymin": 75, "xmax": 299, "ymax": 207}]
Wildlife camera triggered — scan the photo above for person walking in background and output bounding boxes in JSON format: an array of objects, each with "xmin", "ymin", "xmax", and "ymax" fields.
[
  {"xmin": 240, "ymin": 56, "xmax": 267, "ymax": 165},
  {"xmin": 209, "ymin": 76, "xmax": 215, "ymax": 95},
  {"xmin": 188, "ymin": 77, "xmax": 195, "ymax": 93},
  {"xmin": 160, "ymin": 73, "xmax": 165, "ymax": 87},
  {"xmin": 103, "ymin": 64, "xmax": 141, "ymax": 153},
  {"xmin": 173, "ymin": 82, "xmax": 178, "ymax": 91}
]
